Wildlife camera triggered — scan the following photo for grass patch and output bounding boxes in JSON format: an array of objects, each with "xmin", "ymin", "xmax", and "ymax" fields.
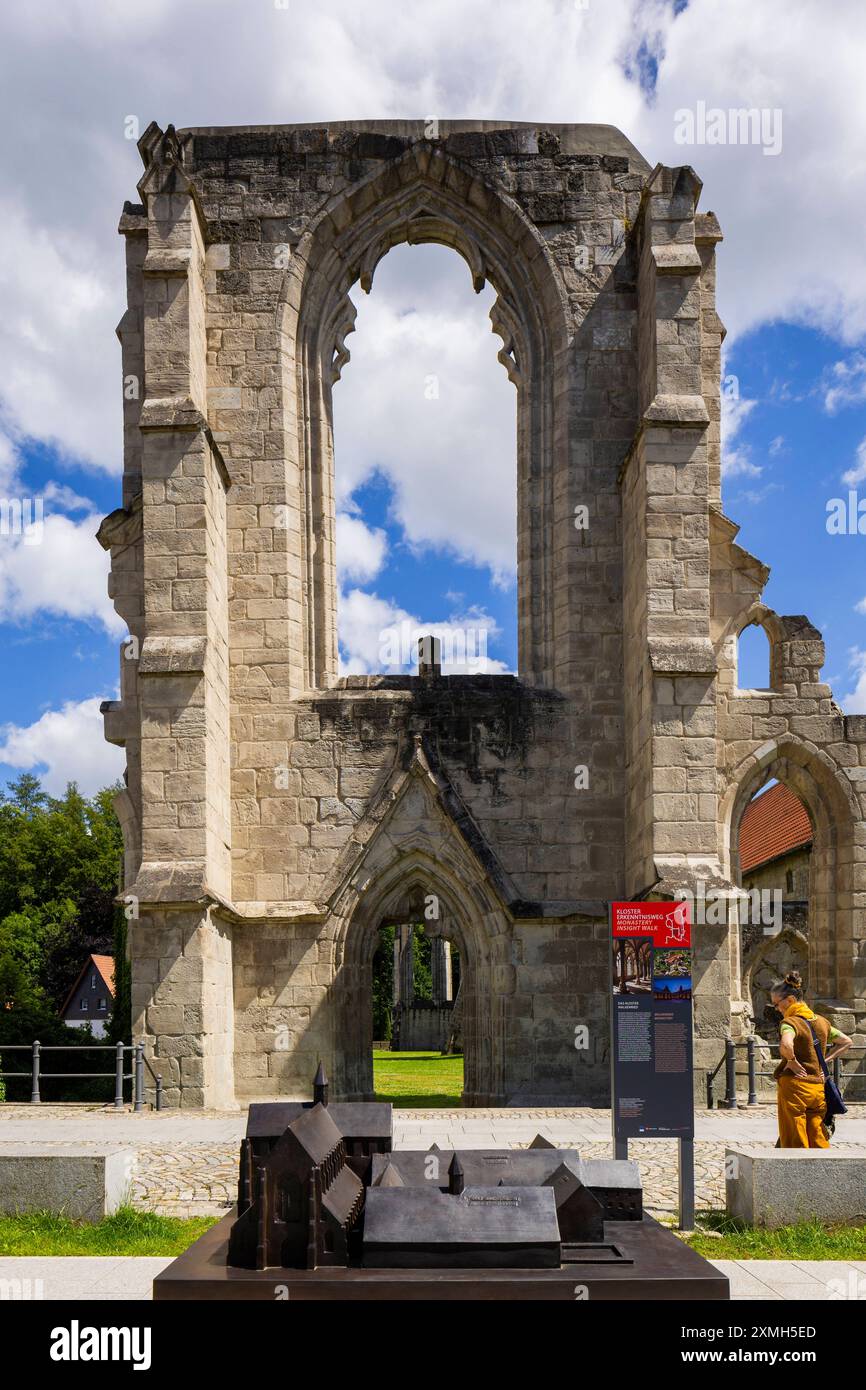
[
  {"xmin": 0, "ymin": 1206, "xmax": 217, "ymax": 1257},
  {"xmin": 373, "ymin": 1049, "xmax": 463, "ymax": 1106},
  {"xmin": 685, "ymin": 1210, "xmax": 866, "ymax": 1260}
]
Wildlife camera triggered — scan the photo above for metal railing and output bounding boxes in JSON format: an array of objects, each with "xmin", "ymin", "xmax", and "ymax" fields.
[
  {"xmin": 707, "ymin": 1038, "xmax": 866, "ymax": 1109},
  {"xmin": 0, "ymin": 1041, "xmax": 163, "ymax": 1110}
]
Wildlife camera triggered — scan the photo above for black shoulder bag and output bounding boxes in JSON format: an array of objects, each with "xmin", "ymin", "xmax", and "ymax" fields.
[{"xmin": 807, "ymin": 1020, "xmax": 848, "ymax": 1119}]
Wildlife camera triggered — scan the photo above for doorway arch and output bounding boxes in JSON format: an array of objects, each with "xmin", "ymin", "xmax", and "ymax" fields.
[
  {"xmin": 723, "ymin": 736, "xmax": 858, "ymax": 1011},
  {"xmin": 329, "ymin": 849, "xmax": 509, "ymax": 1105}
]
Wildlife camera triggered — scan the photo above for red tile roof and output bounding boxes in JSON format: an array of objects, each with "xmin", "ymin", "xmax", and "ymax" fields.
[
  {"xmin": 739, "ymin": 782, "xmax": 813, "ymax": 873},
  {"xmin": 90, "ymin": 955, "xmax": 116, "ymax": 995}
]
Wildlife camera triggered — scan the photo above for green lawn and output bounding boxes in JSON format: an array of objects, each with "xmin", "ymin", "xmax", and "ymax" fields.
[
  {"xmin": 373, "ymin": 1049, "xmax": 464, "ymax": 1106},
  {"xmin": 0, "ymin": 1207, "xmax": 217, "ymax": 1257},
  {"xmin": 684, "ymin": 1211, "xmax": 866, "ymax": 1260}
]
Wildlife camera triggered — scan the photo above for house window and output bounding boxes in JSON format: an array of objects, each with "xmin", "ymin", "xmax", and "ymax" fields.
[
  {"xmin": 91, "ymin": 973, "xmax": 97, "ymax": 990},
  {"xmin": 99, "ymin": 999, "xmax": 107, "ymax": 1011},
  {"xmin": 81, "ymin": 999, "xmax": 88, "ymax": 1011}
]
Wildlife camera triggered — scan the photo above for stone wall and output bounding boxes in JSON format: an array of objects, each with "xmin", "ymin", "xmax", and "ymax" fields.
[
  {"xmin": 393, "ymin": 1003, "xmax": 453, "ymax": 1053},
  {"xmin": 99, "ymin": 119, "xmax": 866, "ymax": 1107}
]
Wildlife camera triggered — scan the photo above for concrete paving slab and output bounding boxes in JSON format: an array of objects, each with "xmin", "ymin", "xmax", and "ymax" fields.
[
  {"xmin": 730, "ymin": 1259, "xmax": 825, "ymax": 1284},
  {"xmin": 710, "ymin": 1259, "xmax": 779, "ymax": 1295},
  {"xmin": 790, "ymin": 1259, "xmax": 864, "ymax": 1282},
  {"xmin": 0, "ymin": 1256, "xmax": 174, "ymax": 1300}
]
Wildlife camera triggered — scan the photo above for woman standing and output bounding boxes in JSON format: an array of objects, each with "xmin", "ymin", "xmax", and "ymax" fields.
[{"xmin": 771, "ymin": 970, "xmax": 852, "ymax": 1148}]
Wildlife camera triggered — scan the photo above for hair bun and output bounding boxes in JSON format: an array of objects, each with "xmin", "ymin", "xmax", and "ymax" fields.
[{"xmin": 784, "ymin": 970, "xmax": 803, "ymax": 989}]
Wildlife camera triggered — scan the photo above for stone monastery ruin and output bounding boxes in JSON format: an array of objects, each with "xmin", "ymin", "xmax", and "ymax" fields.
[{"xmin": 98, "ymin": 119, "xmax": 866, "ymax": 1108}]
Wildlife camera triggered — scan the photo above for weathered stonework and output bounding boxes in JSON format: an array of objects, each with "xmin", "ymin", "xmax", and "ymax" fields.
[{"xmin": 99, "ymin": 120, "xmax": 866, "ymax": 1107}]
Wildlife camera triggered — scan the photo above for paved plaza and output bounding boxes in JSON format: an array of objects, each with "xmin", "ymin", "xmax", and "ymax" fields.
[
  {"xmin": 2, "ymin": 1104, "xmax": 865, "ymax": 1300},
  {"xmin": 3, "ymin": 1103, "xmax": 865, "ymax": 1220}
]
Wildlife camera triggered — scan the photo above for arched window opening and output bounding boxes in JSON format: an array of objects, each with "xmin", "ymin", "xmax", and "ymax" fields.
[
  {"xmin": 332, "ymin": 243, "xmax": 517, "ymax": 678},
  {"xmin": 736, "ymin": 621, "xmax": 772, "ymax": 692}
]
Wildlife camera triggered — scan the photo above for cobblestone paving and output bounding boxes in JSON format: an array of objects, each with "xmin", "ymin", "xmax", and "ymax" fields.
[
  {"xmin": 132, "ymin": 1143, "xmax": 239, "ymax": 1217},
  {"xmin": 127, "ymin": 1134, "xmax": 731, "ymax": 1219},
  {"xmin": 130, "ymin": 1138, "xmax": 726, "ymax": 1219}
]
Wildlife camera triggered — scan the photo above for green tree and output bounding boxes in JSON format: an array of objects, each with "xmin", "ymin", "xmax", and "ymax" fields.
[
  {"xmin": 0, "ymin": 775, "xmax": 123, "ymax": 1014},
  {"xmin": 372, "ymin": 924, "xmax": 394, "ymax": 1041},
  {"xmin": 412, "ymin": 923, "xmax": 433, "ymax": 1002}
]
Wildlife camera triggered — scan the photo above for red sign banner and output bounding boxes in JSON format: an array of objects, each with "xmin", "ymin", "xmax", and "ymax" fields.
[{"xmin": 610, "ymin": 900, "xmax": 691, "ymax": 947}]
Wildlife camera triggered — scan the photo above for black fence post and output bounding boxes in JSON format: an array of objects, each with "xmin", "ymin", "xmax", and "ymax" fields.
[
  {"xmin": 114, "ymin": 1041, "xmax": 125, "ymax": 1110},
  {"xmin": 706, "ymin": 1069, "xmax": 714, "ymax": 1109},
  {"xmin": 134, "ymin": 1042, "xmax": 145, "ymax": 1113},
  {"xmin": 155, "ymin": 1074, "xmax": 163, "ymax": 1112},
  {"xmin": 746, "ymin": 1035, "xmax": 758, "ymax": 1106},
  {"xmin": 31, "ymin": 1040, "xmax": 40, "ymax": 1104},
  {"xmin": 723, "ymin": 1037, "xmax": 737, "ymax": 1109}
]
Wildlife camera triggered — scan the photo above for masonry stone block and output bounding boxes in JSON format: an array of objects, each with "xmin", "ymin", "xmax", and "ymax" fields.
[
  {"xmin": 726, "ymin": 1146, "xmax": 866, "ymax": 1229},
  {"xmin": 0, "ymin": 1147, "xmax": 136, "ymax": 1222}
]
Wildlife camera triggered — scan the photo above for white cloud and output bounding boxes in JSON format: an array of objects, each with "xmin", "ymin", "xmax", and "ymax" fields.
[
  {"xmin": 841, "ymin": 649, "xmax": 866, "ymax": 715},
  {"xmin": 0, "ymin": 696, "xmax": 124, "ymax": 796},
  {"xmin": 721, "ymin": 393, "xmax": 760, "ymax": 479},
  {"xmin": 0, "ymin": 199, "xmax": 119, "ymax": 473},
  {"xmin": 334, "ymin": 246, "xmax": 517, "ymax": 585},
  {"xmin": 339, "ymin": 587, "xmax": 509, "ymax": 676},
  {"xmin": 728, "ymin": 483, "xmax": 782, "ymax": 507},
  {"xmin": 336, "ymin": 512, "xmax": 387, "ymax": 584},
  {"xmin": 823, "ymin": 354, "xmax": 866, "ymax": 414},
  {"xmin": 42, "ymin": 481, "xmax": 94, "ymax": 513},
  {"xmin": 0, "ymin": 509, "xmax": 122, "ymax": 635},
  {"xmin": 842, "ymin": 437, "xmax": 866, "ymax": 488}
]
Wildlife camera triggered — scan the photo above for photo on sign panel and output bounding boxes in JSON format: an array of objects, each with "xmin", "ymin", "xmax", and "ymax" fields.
[{"xmin": 611, "ymin": 937, "xmax": 652, "ymax": 995}]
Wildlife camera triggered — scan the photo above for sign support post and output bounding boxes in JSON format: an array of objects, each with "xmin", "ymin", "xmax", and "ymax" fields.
[{"xmin": 678, "ymin": 1137, "xmax": 695, "ymax": 1231}]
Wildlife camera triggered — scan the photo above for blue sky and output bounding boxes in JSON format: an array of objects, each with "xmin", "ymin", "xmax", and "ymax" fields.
[
  {"xmin": 722, "ymin": 323, "xmax": 866, "ymax": 692},
  {"xmin": 0, "ymin": 0, "xmax": 864, "ymax": 795}
]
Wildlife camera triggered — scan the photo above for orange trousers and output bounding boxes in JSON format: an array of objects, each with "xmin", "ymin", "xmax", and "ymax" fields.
[{"xmin": 776, "ymin": 1074, "xmax": 830, "ymax": 1148}]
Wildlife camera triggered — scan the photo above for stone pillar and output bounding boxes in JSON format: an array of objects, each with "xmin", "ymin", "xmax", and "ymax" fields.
[
  {"xmin": 131, "ymin": 906, "xmax": 234, "ymax": 1109},
  {"xmin": 123, "ymin": 124, "xmax": 235, "ymax": 1108},
  {"xmin": 625, "ymin": 165, "xmax": 731, "ymax": 1085},
  {"xmin": 393, "ymin": 925, "xmax": 414, "ymax": 1006},
  {"xmin": 431, "ymin": 938, "xmax": 453, "ymax": 1004}
]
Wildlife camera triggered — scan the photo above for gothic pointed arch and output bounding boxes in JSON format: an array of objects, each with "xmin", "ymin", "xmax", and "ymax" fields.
[
  {"xmin": 723, "ymin": 735, "xmax": 859, "ymax": 1008},
  {"xmin": 277, "ymin": 142, "xmax": 571, "ymax": 691},
  {"xmin": 324, "ymin": 738, "xmax": 513, "ymax": 1105}
]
